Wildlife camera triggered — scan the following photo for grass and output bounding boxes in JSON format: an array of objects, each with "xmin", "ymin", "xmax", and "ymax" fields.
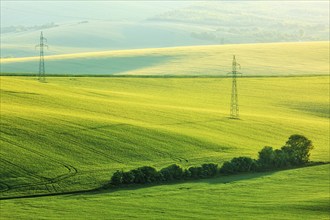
[
  {"xmin": 1, "ymin": 164, "xmax": 329, "ymax": 219},
  {"xmin": 1, "ymin": 41, "xmax": 329, "ymax": 75},
  {"xmin": 0, "ymin": 75, "xmax": 329, "ymax": 199},
  {"xmin": 0, "ymin": 41, "xmax": 329, "ymax": 218}
]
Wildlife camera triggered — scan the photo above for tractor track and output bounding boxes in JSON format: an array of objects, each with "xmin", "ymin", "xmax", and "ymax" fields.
[
  {"xmin": 0, "ymin": 137, "xmax": 78, "ymax": 194},
  {"xmin": 0, "ymin": 160, "xmax": 77, "ymax": 194}
]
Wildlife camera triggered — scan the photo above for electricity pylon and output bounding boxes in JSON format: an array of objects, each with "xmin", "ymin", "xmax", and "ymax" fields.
[
  {"xmin": 36, "ymin": 31, "xmax": 48, "ymax": 82},
  {"xmin": 228, "ymin": 55, "xmax": 242, "ymax": 119}
]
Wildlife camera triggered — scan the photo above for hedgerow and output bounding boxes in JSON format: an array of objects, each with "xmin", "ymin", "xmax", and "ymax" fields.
[{"xmin": 110, "ymin": 135, "xmax": 314, "ymax": 186}]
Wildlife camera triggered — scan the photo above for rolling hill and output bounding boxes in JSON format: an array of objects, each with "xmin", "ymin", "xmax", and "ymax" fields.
[
  {"xmin": 1, "ymin": 1, "xmax": 329, "ymax": 219},
  {"xmin": 0, "ymin": 73, "xmax": 329, "ymax": 219},
  {"xmin": 1, "ymin": 74, "xmax": 329, "ymax": 199},
  {"xmin": 0, "ymin": 41, "xmax": 329, "ymax": 219},
  {"xmin": 1, "ymin": 164, "xmax": 329, "ymax": 219},
  {"xmin": 1, "ymin": 1, "xmax": 328, "ymax": 58},
  {"xmin": 1, "ymin": 41, "xmax": 329, "ymax": 75}
]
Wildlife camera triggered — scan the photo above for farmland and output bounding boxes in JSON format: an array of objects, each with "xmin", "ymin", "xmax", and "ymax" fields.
[
  {"xmin": 1, "ymin": 74, "xmax": 329, "ymax": 197},
  {"xmin": 1, "ymin": 164, "xmax": 329, "ymax": 219},
  {"xmin": 1, "ymin": 42, "xmax": 329, "ymax": 76},
  {"xmin": 0, "ymin": 42, "xmax": 329, "ymax": 219}
]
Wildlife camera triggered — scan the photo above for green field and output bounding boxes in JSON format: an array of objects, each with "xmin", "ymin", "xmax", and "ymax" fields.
[
  {"xmin": 1, "ymin": 164, "xmax": 329, "ymax": 219},
  {"xmin": 1, "ymin": 74, "xmax": 329, "ymax": 198},
  {"xmin": 1, "ymin": 42, "xmax": 329, "ymax": 75},
  {"xmin": 0, "ymin": 42, "xmax": 329, "ymax": 219}
]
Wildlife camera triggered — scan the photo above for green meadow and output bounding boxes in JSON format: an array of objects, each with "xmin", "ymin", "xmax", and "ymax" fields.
[
  {"xmin": 1, "ymin": 75, "xmax": 329, "ymax": 196},
  {"xmin": 0, "ymin": 42, "xmax": 329, "ymax": 219},
  {"xmin": 1, "ymin": 164, "xmax": 329, "ymax": 219},
  {"xmin": 1, "ymin": 42, "xmax": 329, "ymax": 76}
]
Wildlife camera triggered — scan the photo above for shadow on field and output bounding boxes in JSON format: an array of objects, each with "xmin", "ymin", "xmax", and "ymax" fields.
[
  {"xmin": 1, "ymin": 55, "xmax": 179, "ymax": 75},
  {"xmin": 204, "ymin": 171, "xmax": 275, "ymax": 185},
  {"xmin": 285, "ymin": 198, "xmax": 330, "ymax": 213},
  {"xmin": 77, "ymin": 170, "xmax": 277, "ymax": 198},
  {"xmin": 52, "ymin": 163, "xmax": 330, "ymax": 199},
  {"xmin": 160, "ymin": 117, "xmax": 239, "ymax": 126},
  {"xmin": 2, "ymin": 163, "xmax": 327, "ymax": 200}
]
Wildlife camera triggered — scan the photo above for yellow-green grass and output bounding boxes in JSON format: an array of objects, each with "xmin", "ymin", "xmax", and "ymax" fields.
[
  {"xmin": 0, "ymin": 76, "xmax": 328, "ymax": 198},
  {"xmin": 1, "ymin": 164, "xmax": 329, "ymax": 219},
  {"xmin": 1, "ymin": 41, "xmax": 329, "ymax": 75}
]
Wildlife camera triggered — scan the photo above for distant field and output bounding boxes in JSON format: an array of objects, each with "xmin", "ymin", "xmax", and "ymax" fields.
[
  {"xmin": 1, "ymin": 41, "xmax": 329, "ymax": 75},
  {"xmin": 0, "ymin": 75, "xmax": 329, "ymax": 199}
]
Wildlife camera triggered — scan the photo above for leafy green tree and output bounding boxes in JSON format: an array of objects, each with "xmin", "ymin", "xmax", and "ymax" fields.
[
  {"xmin": 122, "ymin": 171, "xmax": 135, "ymax": 184},
  {"xmin": 188, "ymin": 166, "xmax": 203, "ymax": 179},
  {"xmin": 233, "ymin": 157, "xmax": 257, "ymax": 172},
  {"xmin": 183, "ymin": 169, "xmax": 192, "ymax": 179},
  {"xmin": 281, "ymin": 134, "xmax": 314, "ymax": 165},
  {"xmin": 111, "ymin": 170, "xmax": 123, "ymax": 185},
  {"xmin": 160, "ymin": 164, "xmax": 183, "ymax": 181},
  {"xmin": 138, "ymin": 166, "xmax": 159, "ymax": 183},
  {"xmin": 131, "ymin": 169, "xmax": 145, "ymax": 184},
  {"xmin": 257, "ymin": 146, "xmax": 276, "ymax": 170},
  {"xmin": 220, "ymin": 157, "xmax": 257, "ymax": 174},
  {"xmin": 219, "ymin": 161, "xmax": 235, "ymax": 174},
  {"xmin": 201, "ymin": 163, "xmax": 218, "ymax": 177},
  {"xmin": 273, "ymin": 149, "xmax": 291, "ymax": 168}
]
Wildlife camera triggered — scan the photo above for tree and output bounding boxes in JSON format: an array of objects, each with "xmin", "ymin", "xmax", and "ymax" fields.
[
  {"xmin": 131, "ymin": 169, "xmax": 146, "ymax": 184},
  {"xmin": 232, "ymin": 157, "xmax": 257, "ymax": 172},
  {"xmin": 257, "ymin": 146, "xmax": 276, "ymax": 170},
  {"xmin": 273, "ymin": 149, "xmax": 291, "ymax": 168},
  {"xmin": 111, "ymin": 170, "xmax": 123, "ymax": 185},
  {"xmin": 122, "ymin": 171, "xmax": 135, "ymax": 184},
  {"xmin": 160, "ymin": 164, "xmax": 183, "ymax": 181},
  {"xmin": 220, "ymin": 157, "xmax": 257, "ymax": 174},
  {"xmin": 281, "ymin": 134, "xmax": 313, "ymax": 165},
  {"xmin": 188, "ymin": 166, "xmax": 203, "ymax": 179},
  {"xmin": 138, "ymin": 166, "xmax": 159, "ymax": 183},
  {"xmin": 201, "ymin": 163, "xmax": 218, "ymax": 177},
  {"xmin": 219, "ymin": 161, "xmax": 235, "ymax": 174},
  {"xmin": 183, "ymin": 169, "xmax": 192, "ymax": 179}
]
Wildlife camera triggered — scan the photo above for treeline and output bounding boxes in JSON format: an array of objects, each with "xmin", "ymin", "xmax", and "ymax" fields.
[
  {"xmin": 110, "ymin": 135, "xmax": 314, "ymax": 186},
  {"xmin": 111, "ymin": 163, "xmax": 219, "ymax": 186},
  {"xmin": 221, "ymin": 134, "xmax": 314, "ymax": 174}
]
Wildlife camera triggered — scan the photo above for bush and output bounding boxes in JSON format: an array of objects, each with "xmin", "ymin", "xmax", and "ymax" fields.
[
  {"xmin": 111, "ymin": 170, "xmax": 123, "ymax": 185},
  {"xmin": 257, "ymin": 146, "xmax": 276, "ymax": 170},
  {"xmin": 281, "ymin": 134, "xmax": 313, "ymax": 165},
  {"xmin": 257, "ymin": 135, "xmax": 314, "ymax": 170},
  {"xmin": 122, "ymin": 171, "xmax": 135, "ymax": 184},
  {"xmin": 138, "ymin": 166, "xmax": 160, "ymax": 183},
  {"xmin": 273, "ymin": 149, "xmax": 291, "ymax": 168},
  {"xmin": 220, "ymin": 157, "xmax": 257, "ymax": 174},
  {"xmin": 183, "ymin": 169, "xmax": 191, "ymax": 179},
  {"xmin": 188, "ymin": 166, "xmax": 203, "ymax": 179},
  {"xmin": 109, "ymin": 135, "xmax": 315, "ymax": 187},
  {"xmin": 160, "ymin": 164, "xmax": 184, "ymax": 181},
  {"xmin": 131, "ymin": 168, "xmax": 145, "ymax": 184},
  {"xmin": 219, "ymin": 161, "xmax": 235, "ymax": 174},
  {"xmin": 201, "ymin": 163, "xmax": 218, "ymax": 177}
]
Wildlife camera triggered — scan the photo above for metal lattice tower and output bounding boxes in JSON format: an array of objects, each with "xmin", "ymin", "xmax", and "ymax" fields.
[
  {"xmin": 36, "ymin": 31, "xmax": 48, "ymax": 82},
  {"xmin": 229, "ymin": 55, "xmax": 242, "ymax": 119}
]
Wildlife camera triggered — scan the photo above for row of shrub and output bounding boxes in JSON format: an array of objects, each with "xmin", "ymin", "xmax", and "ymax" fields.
[
  {"xmin": 111, "ymin": 163, "xmax": 219, "ymax": 185},
  {"xmin": 220, "ymin": 134, "xmax": 313, "ymax": 173},
  {"xmin": 110, "ymin": 134, "xmax": 314, "ymax": 186}
]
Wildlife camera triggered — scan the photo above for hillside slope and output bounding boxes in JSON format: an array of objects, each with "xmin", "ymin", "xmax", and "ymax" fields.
[
  {"xmin": 1, "ymin": 41, "xmax": 329, "ymax": 75},
  {"xmin": 1, "ymin": 1, "xmax": 328, "ymax": 58},
  {"xmin": 1, "ymin": 164, "xmax": 329, "ymax": 219},
  {"xmin": 0, "ymin": 76, "xmax": 329, "ymax": 197}
]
